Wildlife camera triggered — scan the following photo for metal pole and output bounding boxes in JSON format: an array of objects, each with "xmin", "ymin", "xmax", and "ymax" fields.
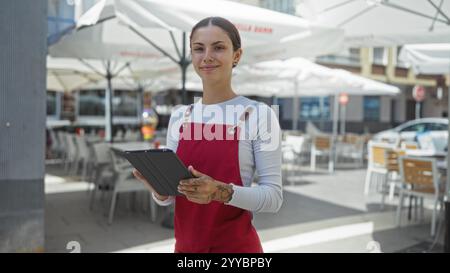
[
  {"xmin": 415, "ymin": 101, "xmax": 421, "ymax": 119},
  {"xmin": 319, "ymin": 96, "xmax": 325, "ymax": 131},
  {"xmin": 138, "ymin": 85, "xmax": 144, "ymax": 123},
  {"xmin": 292, "ymin": 80, "xmax": 299, "ymax": 130},
  {"xmin": 330, "ymin": 93, "xmax": 339, "ymax": 173},
  {"xmin": 105, "ymin": 62, "xmax": 114, "ymax": 143},
  {"xmin": 340, "ymin": 104, "xmax": 346, "ymax": 135}
]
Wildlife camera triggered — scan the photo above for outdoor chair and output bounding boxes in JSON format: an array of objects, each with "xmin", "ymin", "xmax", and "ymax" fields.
[
  {"xmin": 89, "ymin": 142, "xmax": 114, "ymax": 210},
  {"xmin": 108, "ymin": 149, "xmax": 156, "ymax": 225},
  {"xmin": 335, "ymin": 133, "xmax": 365, "ymax": 167},
  {"xmin": 282, "ymin": 135, "xmax": 308, "ymax": 185},
  {"xmin": 364, "ymin": 141, "xmax": 394, "ymax": 199},
  {"xmin": 74, "ymin": 135, "xmax": 92, "ymax": 181},
  {"xmin": 384, "ymin": 149, "xmax": 406, "ymax": 205},
  {"xmin": 310, "ymin": 135, "xmax": 332, "ymax": 171},
  {"xmin": 396, "ymin": 156, "xmax": 445, "ymax": 237},
  {"xmin": 63, "ymin": 133, "xmax": 78, "ymax": 174}
]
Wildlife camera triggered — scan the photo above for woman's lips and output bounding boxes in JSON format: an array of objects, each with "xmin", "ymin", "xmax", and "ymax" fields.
[{"xmin": 200, "ymin": 65, "xmax": 219, "ymax": 72}]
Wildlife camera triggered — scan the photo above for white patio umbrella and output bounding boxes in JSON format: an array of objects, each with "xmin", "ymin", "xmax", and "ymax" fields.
[
  {"xmin": 76, "ymin": 0, "xmax": 344, "ymax": 102},
  {"xmin": 399, "ymin": 44, "xmax": 450, "ymax": 235},
  {"xmin": 47, "ymin": 56, "xmax": 143, "ymax": 92},
  {"xmin": 49, "ymin": 10, "xmax": 180, "ymax": 141},
  {"xmin": 237, "ymin": 57, "xmax": 399, "ymax": 128},
  {"xmin": 299, "ymin": 0, "xmax": 450, "ymax": 47},
  {"xmin": 47, "ymin": 54, "xmax": 178, "ymax": 140},
  {"xmin": 237, "ymin": 57, "xmax": 400, "ymax": 172},
  {"xmin": 399, "ymin": 43, "xmax": 450, "ymax": 74}
]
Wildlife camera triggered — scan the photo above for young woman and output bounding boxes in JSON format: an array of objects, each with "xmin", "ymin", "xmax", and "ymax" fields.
[{"xmin": 133, "ymin": 17, "xmax": 282, "ymax": 253}]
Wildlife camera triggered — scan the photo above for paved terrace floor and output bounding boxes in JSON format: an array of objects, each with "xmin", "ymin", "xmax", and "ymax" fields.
[{"xmin": 44, "ymin": 163, "xmax": 445, "ymax": 253}]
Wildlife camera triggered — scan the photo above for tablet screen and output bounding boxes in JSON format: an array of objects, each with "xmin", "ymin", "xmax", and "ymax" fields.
[{"xmin": 122, "ymin": 149, "xmax": 193, "ymax": 196}]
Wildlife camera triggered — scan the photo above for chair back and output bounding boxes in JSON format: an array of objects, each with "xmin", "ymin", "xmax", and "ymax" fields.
[
  {"xmin": 314, "ymin": 136, "xmax": 331, "ymax": 151},
  {"xmin": 75, "ymin": 135, "xmax": 91, "ymax": 160},
  {"xmin": 285, "ymin": 135, "xmax": 305, "ymax": 154},
  {"xmin": 386, "ymin": 149, "xmax": 406, "ymax": 172},
  {"xmin": 400, "ymin": 141, "xmax": 419, "ymax": 150},
  {"xmin": 92, "ymin": 142, "xmax": 112, "ymax": 165},
  {"xmin": 399, "ymin": 156, "xmax": 439, "ymax": 195},
  {"xmin": 368, "ymin": 141, "xmax": 394, "ymax": 168}
]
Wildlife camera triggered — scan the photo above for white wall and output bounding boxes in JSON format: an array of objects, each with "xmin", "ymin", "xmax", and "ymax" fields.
[
  {"xmin": 345, "ymin": 96, "xmax": 363, "ymax": 121},
  {"xmin": 380, "ymin": 96, "xmax": 392, "ymax": 122}
]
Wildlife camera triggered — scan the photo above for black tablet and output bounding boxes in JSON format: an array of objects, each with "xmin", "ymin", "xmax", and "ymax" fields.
[{"xmin": 122, "ymin": 148, "xmax": 193, "ymax": 196}]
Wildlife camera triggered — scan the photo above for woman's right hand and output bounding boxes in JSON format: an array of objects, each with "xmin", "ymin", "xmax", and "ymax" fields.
[{"xmin": 132, "ymin": 169, "xmax": 169, "ymax": 201}]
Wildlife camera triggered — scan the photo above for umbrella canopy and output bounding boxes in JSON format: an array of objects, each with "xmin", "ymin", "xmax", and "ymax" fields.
[
  {"xmin": 235, "ymin": 57, "xmax": 400, "ymax": 172},
  {"xmin": 113, "ymin": 0, "xmax": 340, "ymax": 46},
  {"xmin": 236, "ymin": 57, "xmax": 400, "ymax": 97},
  {"xmin": 76, "ymin": 0, "xmax": 344, "ymax": 99},
  {"xmin": 399, "ymin": 43, "xmax": 450, "ymax": 74},
  {"xmin": 65, "ymin": 0, "xmax": 344, "ymax": 141},
  {"xmin": 299, "ymin": 0, "xmax": 450, "ymax": 47},
  {"xmin": 50, "ymin": 26, "xmax": 177, "ymax": 142},
  {"xmin": 47, "ymin": 56, "xmax": 152, "ymax": 92}
]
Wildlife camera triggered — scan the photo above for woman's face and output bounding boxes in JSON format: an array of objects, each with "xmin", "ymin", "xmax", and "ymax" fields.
[{"xmin": 190, "ymin": 25, "xmax": 242, "ymax": 83}]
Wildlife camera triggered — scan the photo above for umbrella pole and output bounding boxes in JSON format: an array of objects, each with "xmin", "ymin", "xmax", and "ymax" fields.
[
  {"xmin": 292, "ymin": 80, "xmax": 299, "ymax": 130},
  {"xmin": 340, "ymin": 104, "xmax": 346, "ymax": 135},
  {"xmin": 106, "ymin": 63, "xmax": 114, "ymax": 143},
  {"xmin": 330, "ymin": 93, "xmax": 339, "ymax": 173},
  {"xmin": 319, "ymin": 96, "xmax": 325, "ymax": 131}
]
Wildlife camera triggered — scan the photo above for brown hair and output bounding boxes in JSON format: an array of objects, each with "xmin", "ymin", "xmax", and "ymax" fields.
[{"xmin": 190, "ymin": 17, "xmax": 241, "ymax": 67}]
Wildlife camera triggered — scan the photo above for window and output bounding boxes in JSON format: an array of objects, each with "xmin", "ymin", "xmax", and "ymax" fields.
[
  {"xmin": 427, "ymin": 123, "xmax": 448, "ymax": 131},
  {"xmin": 363, "ymin": 96, "xmax": 380, "ymax": 121},
  {"xmin": 400, "ymin": 123, "xmax": 426, "ymax": 133},
  {"xmin": 78, "ymin": 89, "xmax": 105, "ymax": 116},
  {"xmin": 78, "ymin": 89, "xmax": 138, "ymax": 117},
  {"xmin": 300, "ymin": 97, "xmax": 330, "ymax": 120},
  {"xmin": 373, "ymin": 47, "xmax": 387, "ymax": 65},
  {"xmin": 113, "ymin": 90, "xmax": 138, "ymax": 117},
  {"xmin": 316, "ymin": 48, "xmax": 361, "ymax": 66},
  {"xmin": 47, "ymin": 91, "xmax": 58, "ymax": 116}
]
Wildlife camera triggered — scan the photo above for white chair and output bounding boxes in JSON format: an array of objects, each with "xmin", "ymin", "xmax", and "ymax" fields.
[
  {"xmin": 108, "ymin": 149, "xmax": 156, "ymax": 225},
  {"xmin": 396, "ymin": 156, "xmax": 445, "ymax": 237},
  {"xmin": 89, "ymin": 142, "xmax": 114, "ymax": 210},
  {"xmin": 63, "ymin": 133, "xmax": 78, "ymax": 174},
  {"xmin": 364, "ymin": 141, "xmax": 394, "ymax": 199},
  {"xmin": 123, "ymin": 129, "xmax": 141, "ymax": 142},
  {"xmin": 74, "ymin": 135, "xmax": 92, "ymax": 180},
  {"xmin": 335, "ymin": 134, "xmax": 365, "ymax": 167},
  {"xmin": 48, "ymin": 129, "xmax": 61, "ymax": 158},
  {"xmin": 56, "ymin": 131, "xmax": 68, "ymax": 160},
  {"xmin": 282, "ymin": 135, "xmax": 308, "ymax": 185}
]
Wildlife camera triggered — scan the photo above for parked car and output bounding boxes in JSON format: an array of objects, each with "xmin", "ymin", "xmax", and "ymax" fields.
[{"xmin": 372, "ymin": 118, "xmax": 448, "ymax": 152}]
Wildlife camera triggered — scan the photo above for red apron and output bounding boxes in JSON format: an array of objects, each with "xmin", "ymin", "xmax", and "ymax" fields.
[{"xmin": 174, "ymin": 105, "xmax": 263, "ymax": 253}]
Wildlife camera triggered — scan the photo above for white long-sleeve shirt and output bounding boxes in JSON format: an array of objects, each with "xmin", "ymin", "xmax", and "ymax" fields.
[{"xmin": 152, "ymin": 95, "xmax": 282, "ymax": 213}]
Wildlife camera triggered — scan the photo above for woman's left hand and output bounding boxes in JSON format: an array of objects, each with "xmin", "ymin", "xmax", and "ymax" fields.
[{"xmin": 178, "ymin": 166, "xmax": 234, "ymax": 205}]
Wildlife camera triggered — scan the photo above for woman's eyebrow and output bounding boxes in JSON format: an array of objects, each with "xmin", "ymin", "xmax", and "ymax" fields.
[{"xmin": 192, "ymin": 41, "xmax": 225, "ymax": 46}]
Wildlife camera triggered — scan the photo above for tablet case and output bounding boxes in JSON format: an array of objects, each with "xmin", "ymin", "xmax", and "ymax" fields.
[{"xmin": 122, "ymin": 149, "xmax": 193, "ymax": 196}]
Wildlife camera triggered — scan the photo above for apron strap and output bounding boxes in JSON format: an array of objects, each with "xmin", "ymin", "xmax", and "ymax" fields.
[
  {"xmin": 228, "ymin": 106, "xmax": 254, "ymax": 135},
  {"xmin": 182, "ymin": 104, "xmax": 194, "ymax": 128}
]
